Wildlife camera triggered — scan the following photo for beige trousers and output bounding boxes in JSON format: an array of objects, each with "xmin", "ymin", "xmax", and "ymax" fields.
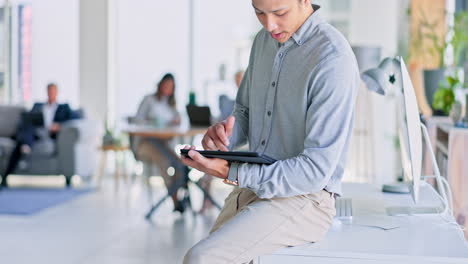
[{"xmin": 184, "ymin": 187, "xmax": 336, "ymax": 264}]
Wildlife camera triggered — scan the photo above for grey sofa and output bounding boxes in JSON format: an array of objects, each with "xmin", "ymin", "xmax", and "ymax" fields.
[{"xmin": 0, "ymin": 105, "xmax": 98, "ymax": 187}]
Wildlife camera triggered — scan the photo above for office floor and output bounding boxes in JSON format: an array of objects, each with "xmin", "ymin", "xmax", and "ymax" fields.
[{"xmin": 0, "ymin": 174, "xmax": 232, "ymax": 264}]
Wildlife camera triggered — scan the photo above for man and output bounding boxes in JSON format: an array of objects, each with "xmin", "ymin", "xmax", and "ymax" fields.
[
  {"xmin": 182, "ymin": 0, "xmax": 359, "ymax": 263},
  {"xmin": 1, "ymin": 83, "xmax": 79, "ymax": 188}
]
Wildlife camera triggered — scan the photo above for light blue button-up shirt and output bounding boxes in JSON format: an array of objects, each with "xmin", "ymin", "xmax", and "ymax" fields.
[{"xmin": 228, "ymin": 5, "xmax": 359, "ymax": 199}]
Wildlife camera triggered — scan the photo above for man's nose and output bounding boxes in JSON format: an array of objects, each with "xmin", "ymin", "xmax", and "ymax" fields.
[{"xmin": 265, "ymin": 16, "xmax": 278, "ymax": 32}]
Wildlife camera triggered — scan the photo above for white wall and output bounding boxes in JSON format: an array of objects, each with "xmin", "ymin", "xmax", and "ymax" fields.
[
  {"xmin": 193, "ymin": 0, "xmax": 259, "ymax": 106},
  {"xmin": 2, "ymin": 0, "xmax": 80, "ymax": 108},
  {"xmin": 115, "ymin": 0, "xmax": 190, "ymax": 121},
  {"xmin": 115, "ymin": 0, "xmax": 259, "ymax": 121},
  {"xmin": 348, "ymin": 0, "xmax": 400, "ymax": 57}
]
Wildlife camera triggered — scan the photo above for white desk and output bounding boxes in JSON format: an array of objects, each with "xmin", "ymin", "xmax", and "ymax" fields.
[{"xmin": 259, "ymin": 183, "xmax": 468, "ymax": 263}]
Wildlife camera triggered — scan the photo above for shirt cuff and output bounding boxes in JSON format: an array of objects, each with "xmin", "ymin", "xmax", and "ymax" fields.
[{"xmin": 236, "ymin": 163, "xmax": 260, "ymax": 192}]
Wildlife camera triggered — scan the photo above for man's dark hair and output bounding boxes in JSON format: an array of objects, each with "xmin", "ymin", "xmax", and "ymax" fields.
[
  {"xmin": 155, "ymin": 73, "xmax": 177, "ymax": 108},
  {"xmin": 47, "ymin": 83, "xmax": 57, "ymax": 90}
]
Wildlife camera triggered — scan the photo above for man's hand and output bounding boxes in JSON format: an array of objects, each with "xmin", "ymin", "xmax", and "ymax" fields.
[
  {"xmin": 49, "ymin": 123, "xmax": 61, "ymax": 133},
  {"xmin": 202, "ymin": 116, "xmax": 235, "ymax": 151},
  {"xmin": 180, "ymin": 145, "xmax": 230, "ymax": 179}
]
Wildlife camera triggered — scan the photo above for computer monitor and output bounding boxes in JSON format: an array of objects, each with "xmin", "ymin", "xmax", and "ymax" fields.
[
  {"xmin": 391, "ymin": 58, "xmax": 449, "ymax": 215},
  {"xmin": 396, "ymin": 57, "xmax": 422, "ymax": 203},
  {"xmin": 362, "ymin": 56, "xmax": 449, "ymax": 214}
]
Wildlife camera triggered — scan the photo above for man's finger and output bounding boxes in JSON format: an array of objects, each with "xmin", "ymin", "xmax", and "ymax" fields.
[
  {"xmin": 181, "ymin": 155, "xmax": 200, "ymax": 170},
  {"xmin": 213, "ymin": 137, "xmax": 228, "ymax": 151},
  {"xmin": 225, "ymin": 116, "xmax": 235, "ymax": 138},
  {"xmin": 215, "ymin": 123, "xmax": 229, "ymax": 145},
  {"xmin": 188, "ymin": 150, "xmax": 210, "ymax": 166},
  {"xmin": 202, "ymin": 136, "xmax": 218, "ymax": 150},
  {"xmin": 209, "ymin": 130, "xmax": 227, "ymax": 150}
]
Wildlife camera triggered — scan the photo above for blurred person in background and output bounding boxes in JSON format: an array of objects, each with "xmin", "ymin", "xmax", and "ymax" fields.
[
  {"xmin": 134, "ymin": 73, "xmax": 187, "ymax": 213},
  {"xmin": 1, "ymin": 83, "xmax": 80, "ymax": 188},
  {"xmin": 219, "ymin": 70, "xmax": 245, "ymax": 121}
]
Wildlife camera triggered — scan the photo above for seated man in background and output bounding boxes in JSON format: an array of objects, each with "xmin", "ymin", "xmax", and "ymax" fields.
[{"xmin": 1, "ymin": 83, "xmax": 80, "ymax": 188}]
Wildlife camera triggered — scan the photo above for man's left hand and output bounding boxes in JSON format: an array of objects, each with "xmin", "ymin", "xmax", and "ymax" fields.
[{"xmin": 180, "ymin": 145, "xmax": 230, "ymax": 179}]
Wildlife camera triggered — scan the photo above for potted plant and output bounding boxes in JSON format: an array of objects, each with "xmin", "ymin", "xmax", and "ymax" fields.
[
  {"xmin": 416, "ymin": 9, "xmax": 447, "ymax": 114},
  {"xmin": 408, "ymin": 6, "xmax": 449, "ymax": 114},
  {"xmin": 450, "ymin": 11, "xmax": 468, "ymax": 124},
  {"xmin": 432, "ymin": 76, "xmax": 461, "ymax": 117}
]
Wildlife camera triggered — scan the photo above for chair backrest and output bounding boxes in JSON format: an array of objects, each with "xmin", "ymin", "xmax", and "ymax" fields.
[
  {"xmin": 0, "ymin": 105, "xmax": 26, "ymax": 137},
  {"xmin": 126, "ymin": 116, "xmax": 141, "ymax": 161}
]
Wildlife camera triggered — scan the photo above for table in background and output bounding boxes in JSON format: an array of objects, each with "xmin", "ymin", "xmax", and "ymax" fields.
[
  {"xmin": 123, "ymin": 125, "xmax": 215, "ymax": 218},
  {"xmin": 123, "ymin": 124, "xmax": 207, "ymax": 141}
]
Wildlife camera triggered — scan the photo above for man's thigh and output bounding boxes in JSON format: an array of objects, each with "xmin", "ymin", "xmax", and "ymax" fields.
[
  {"xmin": 184, "ymin": 190, "xmax": 335, "ymax": 264},
  {"xmin": 209, "ymin": 187, "xmax": 256, "ymax": 234}
]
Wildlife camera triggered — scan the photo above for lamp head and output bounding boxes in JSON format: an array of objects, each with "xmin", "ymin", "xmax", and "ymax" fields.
[
  {"xmin": 361, "ymin": 57, "xmax": 402, "ymax": 96},
  {"xmin": 361, "ymin": 68, "xmax": 387, "ymax": 95}
]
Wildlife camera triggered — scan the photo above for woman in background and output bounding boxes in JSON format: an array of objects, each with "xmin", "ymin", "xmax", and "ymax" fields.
[
  {"xmin": 134, "ymin": 73, "xmax": 187, "ymax": 213},
  {"xmin": 136, "ymin": 73, "xmax": 180, "ymax": 127}
]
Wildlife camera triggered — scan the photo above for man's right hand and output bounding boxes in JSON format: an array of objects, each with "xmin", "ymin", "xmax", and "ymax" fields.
[{"xmin": 202, "ymin": 116, "xmax": 235, "ymax": 151}]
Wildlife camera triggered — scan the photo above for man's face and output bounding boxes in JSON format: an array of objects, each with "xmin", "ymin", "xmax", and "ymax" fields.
[
  {"xmin": 48, "ymin": 85, "xmax": 58, "ymax": 103},
  {"xmin": 252, "ymin": 0, "xmax": 309, "ymax": 43}
]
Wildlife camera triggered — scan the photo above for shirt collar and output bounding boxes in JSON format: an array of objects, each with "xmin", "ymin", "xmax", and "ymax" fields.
[
  {"xmin": 291, "ymin": 4, "xmax": 324, "ymax": 46},
  {"xmin": 46, "ymin": 102, "xmax": 58, "ymax": 107}
]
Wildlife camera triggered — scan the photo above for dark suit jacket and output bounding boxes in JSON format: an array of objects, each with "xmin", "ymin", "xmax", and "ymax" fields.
[
  {"xmin": 16, "ymin": 103, "xmax": 80, "ymax": 145},
  {"xmin": 30, "ymin": 103, "xmax": 79, "ymax": 123}
]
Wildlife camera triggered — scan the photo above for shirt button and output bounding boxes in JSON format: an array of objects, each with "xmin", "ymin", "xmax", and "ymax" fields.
[
  {"xmin": 261, "ymin": 140, "xmax": 266, "ymax": 146},
  {"xmin": 267, "ymin": 111, "xmax": 272, "ymax": 116},
  {"xmin": 298, "ymin": 40, "xmax": 302, "ymax": 44},
  {"xmin": 279, "ymin": 52, "xmax": 283, "ymax": 58},
  {"xmin": 272, "ymin": 81, "xmax": 276, "ymax": 87}
]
